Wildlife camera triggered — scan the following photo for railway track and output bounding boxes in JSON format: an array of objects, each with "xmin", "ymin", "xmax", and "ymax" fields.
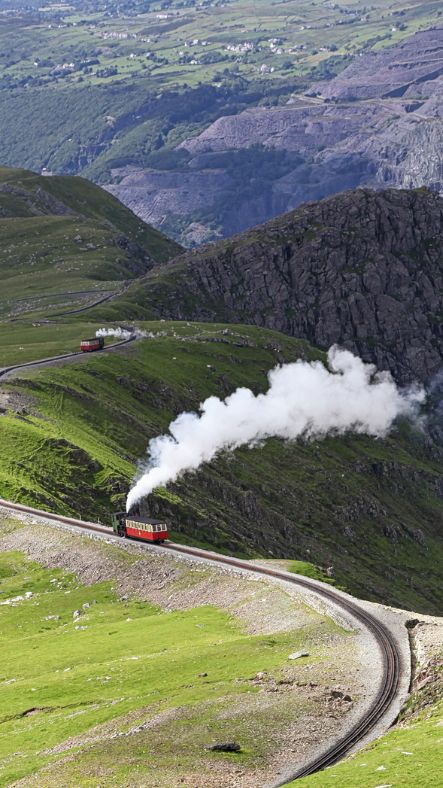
[
  {"xmin": 0, "ymin": 499, "xmax": 405, "ymax": 785},
  {"xmin": 0, "ymin": 335, "xmax": 136, "ymax": 380}
]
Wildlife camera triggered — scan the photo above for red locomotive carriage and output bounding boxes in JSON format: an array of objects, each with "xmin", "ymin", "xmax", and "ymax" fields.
[
  {"xmin": 111, "ymin": 512, "xmax": 169, "ymax": 543},
  {"xmin": 80, "ymin": 337, "xmax": 104, "ymax": 352}
]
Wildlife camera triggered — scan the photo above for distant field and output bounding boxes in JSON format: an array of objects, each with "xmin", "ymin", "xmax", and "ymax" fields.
[
  {"xmin": 0, "ymin": 0, "xmax": 439, "ymax": 91},
  {"xmin": 0, "ymin": 0, "xmax": 440, "ymax": 181}
]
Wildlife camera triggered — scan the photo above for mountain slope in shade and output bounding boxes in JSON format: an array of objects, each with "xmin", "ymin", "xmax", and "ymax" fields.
[{"xmin": 0, "ymin": 167, "xmax": 182, "ymax": 318}]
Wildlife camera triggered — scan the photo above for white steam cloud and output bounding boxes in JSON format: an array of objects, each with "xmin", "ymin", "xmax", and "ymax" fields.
[
  {"xmin": 126, "ymin": 347, "xmax": 424, "ymax": 512},
  {"xmin": 96, "ymin": 327, "xmax": 157, "ymax": 340},
  {"xmin": 96, "ymin": 327, "xmax": 132, "ymax": 339}
]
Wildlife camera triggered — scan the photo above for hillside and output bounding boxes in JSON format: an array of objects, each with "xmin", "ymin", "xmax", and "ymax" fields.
[
  {"xmin": 1, "ymin": 322, "xmax": 442, "ymax": 615},
  {"xmin": 90, "ymin": 187, "xmax": 443, "ymax": 386},
  {"xmin": 0, "ymin": 167, "xmax": 181, "ymax": 318},
  {"xmin": 297, "ymin": 616, "xmax": 443, "ymax": 788},
  {"xmin": 0, "ymin": 513, "xmax": 360, "ymax": 786}
]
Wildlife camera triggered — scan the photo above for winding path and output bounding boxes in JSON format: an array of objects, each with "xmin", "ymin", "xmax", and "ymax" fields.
[{"xmin": 0, "ymin": 498, "xmax": 409, "ymax": 786}]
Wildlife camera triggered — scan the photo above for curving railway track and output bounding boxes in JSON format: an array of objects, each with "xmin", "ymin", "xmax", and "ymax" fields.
[
  {"xmin": 0, "ymin": 498, "xmax": 406, "ymax": 785},
  {"xmin": 0, "ymin": 335, "xmax": 136, "ymax": 380}
]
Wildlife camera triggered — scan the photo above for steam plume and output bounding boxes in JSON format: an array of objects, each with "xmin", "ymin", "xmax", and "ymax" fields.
[
  {"xmin": 126, "ymin": 347, "xmax": 424, "ymax": 512},
  {"xmin": 96, "ymin": 327, "xmax": 132, "ymax": 339},
  {"xmin": 96, "ymin": 327, "xmax": 156, "ymax": 340}
]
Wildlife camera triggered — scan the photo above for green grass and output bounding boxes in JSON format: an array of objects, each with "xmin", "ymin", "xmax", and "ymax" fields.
[
  {"xmin": 0, "ymin": 167, "xmax": 181, "ymax": 319},
  {"xmin": 0, "ymin": 321, "xmax": 119, "ymax": 367},
  {"xmin": 294, "ymin": 701, "xmax": 443, "ymax": 787},
  {"xmin": 0, "ymin": 548, "xmax": 339, "ymax": 785},
  {"xmin": 288, "ymin": 561, "xmax": 339, "ymax": 587},
  {"xmin": 1, "ymin": 320, "xmax": 442, "ymax": 613}
]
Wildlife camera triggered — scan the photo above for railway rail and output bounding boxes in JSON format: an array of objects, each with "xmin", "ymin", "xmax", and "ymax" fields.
[
  {"xmin": 0, "ymin": 498, "xmax": 405, "ymax": 785},
  {"xmin": 0, "ymin": 335, "xmax": 136, "ymax": 380}
]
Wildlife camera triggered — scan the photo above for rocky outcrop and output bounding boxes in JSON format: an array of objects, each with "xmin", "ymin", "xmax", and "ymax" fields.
[{"xmin": 139, "ymin": 187, "xmax": 443, "ymax": 384}]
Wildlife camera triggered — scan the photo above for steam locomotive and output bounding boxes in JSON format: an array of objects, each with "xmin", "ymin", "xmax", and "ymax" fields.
[{"xmin": 111, "ymin": 512, "xmax": 169, "ymax": 543}]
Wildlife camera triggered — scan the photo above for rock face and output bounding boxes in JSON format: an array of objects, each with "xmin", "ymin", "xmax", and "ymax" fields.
[
  {"xmin": 140, "ymin": 187, "xmax": 443, "ymax": 384},
  {"xmin": 109, "ymin": 27, "xmax": 443, "ymax": 244}
]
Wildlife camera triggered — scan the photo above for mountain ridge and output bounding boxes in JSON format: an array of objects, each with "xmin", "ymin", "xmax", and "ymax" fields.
[{"xmin": 93, "ymin": 186, "xmax": 443, "ymax": 385}]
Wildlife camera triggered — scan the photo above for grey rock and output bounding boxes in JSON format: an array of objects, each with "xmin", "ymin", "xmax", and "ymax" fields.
[
  {"xmin": 139, "ymin": 187, "xmax": 443, "ymax": 384},
  {"xmin": 288, "ymin": 651, "xmax": 310, "ymax": 660},
  {"xmin": 205, "ymin": 742, "xmax": 241, "ymax": 752}
]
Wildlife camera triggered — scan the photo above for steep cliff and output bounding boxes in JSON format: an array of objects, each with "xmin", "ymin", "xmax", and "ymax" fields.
[{"xmin": 104, "ymin": 188, "xmax": 443, "ymax": 385}]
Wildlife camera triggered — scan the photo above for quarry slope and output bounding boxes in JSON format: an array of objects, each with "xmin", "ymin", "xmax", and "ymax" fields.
[
  {"xmin": 1, "ymin": 322, "xmax": 441, "ymax": 614},
  {"xmin": 0, "ymin": 167, "xmax": 181, "ymax": 319},
  {"xmin": 95, "ymin": 187, "xmax": 443, "ymax": 386},
  {"xmin": 108, "ymin": 26, "xmax": 443, "ymax": 243}
]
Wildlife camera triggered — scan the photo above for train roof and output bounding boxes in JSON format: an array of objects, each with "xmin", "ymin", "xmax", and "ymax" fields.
[{"xmin": 125, "ymin": 515, "xmax": 167, "ymax": 525}]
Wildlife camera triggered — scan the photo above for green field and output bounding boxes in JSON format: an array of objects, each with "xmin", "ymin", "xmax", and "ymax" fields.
[
  {"xmin": 0, "ymin": 0, "xmax": 439, "ymax": 93},
  {"xmin": 0, "ymin": 538, "xmax": 346, "ymax": 786},
  {"xmin": 1, "ymin": 321, "xmax": 442, "ymax": 613},
  {"xmin": 0, "ymin": 322, "xmax": 119, "ymax": 367}
]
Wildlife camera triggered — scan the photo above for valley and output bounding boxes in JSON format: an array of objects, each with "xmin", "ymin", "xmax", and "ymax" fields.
[
  {"xmin": 0, "ymin": 38, "xmax": 443, "ymax": 776},
  {"xmin": 0, "ymin": 2, "xmax": 441, "ymax": 242}
]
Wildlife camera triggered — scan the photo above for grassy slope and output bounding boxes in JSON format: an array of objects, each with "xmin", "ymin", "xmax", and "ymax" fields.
[
  {"xmin": 294, "ymin": 702, "xmax": 443, "ymax": 788},
  {"xmin": 0, "ymin": 534, "xmax": 344, "ymax": 786},
  {"xmin": 0, "ymin": 321, "xmax": 119, "ymax": 367},
  {"xmin": 1, "ymin": 321, "xmax": 442, "ymax": 614},
  {"xmin": 0, "ymin": 167, "xmax": 181, "ymax": 318},
  {"xmin": 295, "ymin": 652, "xmax": 443, "ymax": 788}
]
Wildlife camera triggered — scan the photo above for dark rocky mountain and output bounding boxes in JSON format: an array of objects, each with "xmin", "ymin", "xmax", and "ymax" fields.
[
  {"xmin": 108, "ymin": 27, "xmax": 443, "ymax": 245},
  {"xmin": 109, "ymin": 187, "xmax": 443, "ymax": 385}
]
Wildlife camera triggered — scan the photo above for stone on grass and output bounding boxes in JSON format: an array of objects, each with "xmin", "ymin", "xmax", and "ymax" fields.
[
  {"xmin": 205, "ymin": 742, "xmax": 241, "ymax": 753},
  {"xmin": 288, "ymin": 651, "xmax": 309, "ymax": 660}
]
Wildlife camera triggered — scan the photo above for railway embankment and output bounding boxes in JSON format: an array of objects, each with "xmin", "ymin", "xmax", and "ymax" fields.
[{"xmin": 0, "ymin": 505, "xmax": 406, "ymax": 788}]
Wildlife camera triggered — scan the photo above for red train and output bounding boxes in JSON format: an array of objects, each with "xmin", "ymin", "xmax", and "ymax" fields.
[
  {"xmin": 80, "ymin": 337, "xmax": 104, "ymax": 352},
  {"xmin": 111, "ymin": 512, "xmax": 169, "ymax": 543}
]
